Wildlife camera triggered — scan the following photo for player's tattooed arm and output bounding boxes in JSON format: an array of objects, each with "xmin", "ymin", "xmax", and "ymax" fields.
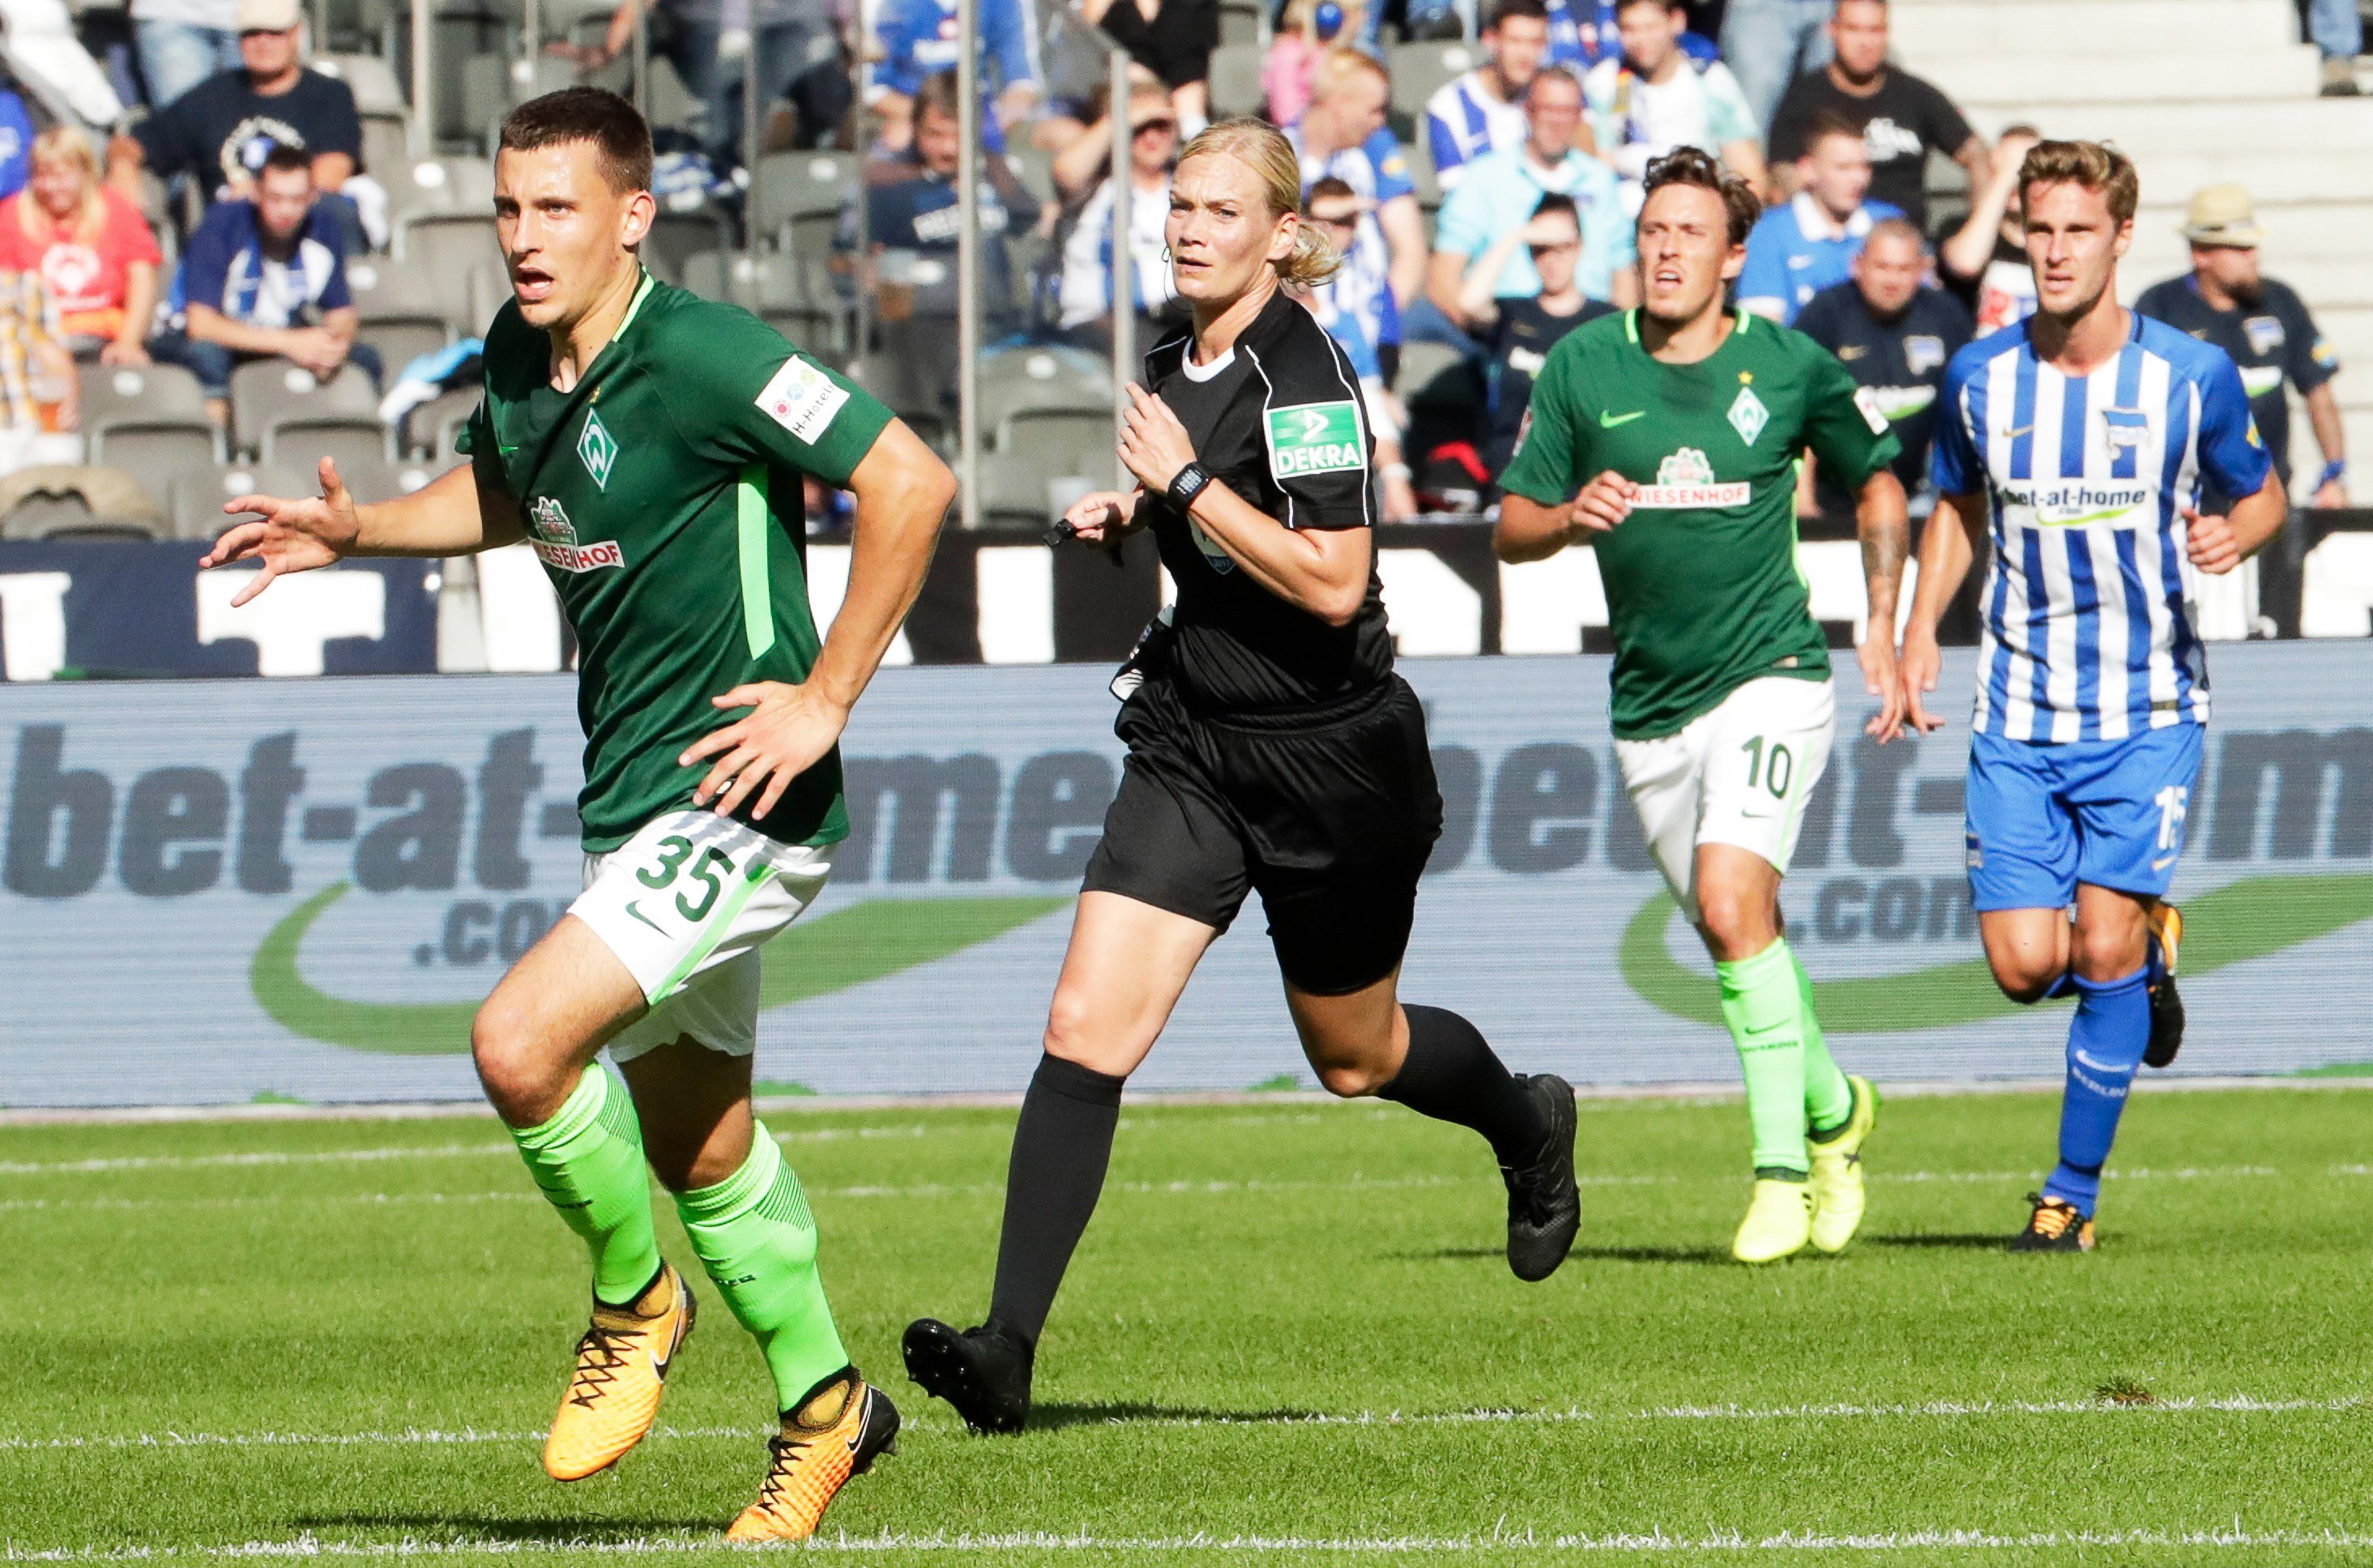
[
  {"xmin": 1854, "ymin": 469, "xmax": 1911, "ymax": 744},
  {"xmin": 1898, "ymin": 490, "xmax": 1985, "ymax": 735}
]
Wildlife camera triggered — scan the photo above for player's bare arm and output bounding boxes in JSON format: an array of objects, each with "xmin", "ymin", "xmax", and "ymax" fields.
[
  {"xmin": 1492, "ymin": 472, "xmax": 1637, "ymax": 562},
  {"xmin": 684, "ymin": 418, "xmax": 955, "ymax": 820},
  {"xmin": 1898, "ymin": 488, "xmax": 1983, "ymax": 734},
  {"xmin": 2183, "ymin": 467, "xmax": 2288, "ymax": 576},
  {"xmin": 1117, "ymin": 380, "xmax": 1372, "ymax": 625},
  {"xmin": 1855, "ymin": 468, "xmax": 1912, "ymax": 742},
  {"xmin": 203, "ymin": 458, "xmax": 527, "ymax": 607}
]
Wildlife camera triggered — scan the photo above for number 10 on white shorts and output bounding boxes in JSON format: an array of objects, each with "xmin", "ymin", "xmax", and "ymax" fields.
[
  {"xmin": 569, "ymin": 809, "xmax": 834, "ymax": 1063},
  {"xmin": 1614, "ymin": 675, "xmax": 1837, "ymax": 923}
]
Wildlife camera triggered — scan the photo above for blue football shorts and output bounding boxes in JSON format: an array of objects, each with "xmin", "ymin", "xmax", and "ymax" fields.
[{"xmin": 1964, "ymin": 724, "xmax": 2204, "ymax": 913}]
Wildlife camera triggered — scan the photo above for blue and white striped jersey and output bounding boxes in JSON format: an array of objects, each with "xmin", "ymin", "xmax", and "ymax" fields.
[
  {"xmin": 1423, "ymin": 70, "xmax": 1525, "ymax": 191},
  {"xmin": 1931, "ymin": 311, "xmax": 2272, "ymax": 743}
]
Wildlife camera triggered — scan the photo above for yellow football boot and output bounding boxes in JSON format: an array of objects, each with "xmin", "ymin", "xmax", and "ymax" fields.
[
  {"xmin": 1807, "ymin": 1076, "xmax": 1879, "ymax": 1254},
  {"xmin": 1731, "ymin": 1177, "xmax": 1813, "ymax": 1263},
  {"xmin": 542, "ymin": 1262, "xmax": 696, "ymax": 1482},
  {"xmin": 725, "ymin": 1374, "xmax": 901, "ymax": 1542}
]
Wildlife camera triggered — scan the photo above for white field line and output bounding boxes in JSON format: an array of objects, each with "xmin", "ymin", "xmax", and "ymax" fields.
[
  {"xmin": 7, "ymin": 1394, "xmax": 2362, "ymax": 1454},
  {"xmin": 0, "ymin": 1126, "xmax": 943, "ymax": 1177},
  {"xmin": 0, "ymin": 1161, "xmax": 2311, "ymax": 1214},
  {"xmin": 13, "ymin": 1527, "xmax": 2373, "ymax": 1558}
]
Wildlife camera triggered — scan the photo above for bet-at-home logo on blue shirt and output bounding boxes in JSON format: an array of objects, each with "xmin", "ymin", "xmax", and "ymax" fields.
[
  {"xmin": 1265, "ymin": 401, "xmax": 1364, "ymax": 479},
  {"xmin": 577, "ymin": 408, "xmax": 619, "ymax": 490}
]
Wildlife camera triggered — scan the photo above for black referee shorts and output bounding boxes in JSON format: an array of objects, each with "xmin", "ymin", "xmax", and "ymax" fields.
[{"xmin": 1081, "ymin": 676, "xmax": 1445, "ymax": 995}]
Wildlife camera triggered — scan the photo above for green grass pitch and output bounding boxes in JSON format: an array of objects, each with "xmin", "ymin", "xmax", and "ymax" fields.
[{"xmin": 8, "ymin": 1087, "xmax": 2373, "ymax": 1566}]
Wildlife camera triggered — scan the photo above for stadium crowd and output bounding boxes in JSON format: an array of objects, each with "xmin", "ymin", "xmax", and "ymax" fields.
[{"xmin": 0, "ymin": 0, "xmax": 2352, "ymax": 540}]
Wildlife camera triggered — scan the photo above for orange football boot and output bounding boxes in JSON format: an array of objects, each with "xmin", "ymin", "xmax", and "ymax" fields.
[
  {"xmin": 542, "ymin": 1262, "xmax": 696, "ymax": 1481},
  {"xmin": 724, "ymin": 1374, "xmax": 901, "ymax": 1542}
]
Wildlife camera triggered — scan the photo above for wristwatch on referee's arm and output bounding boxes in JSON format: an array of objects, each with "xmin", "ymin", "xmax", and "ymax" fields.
[{"xmin": 1167, "ymin": 461, "xmax": 1214, "ymax": 513}]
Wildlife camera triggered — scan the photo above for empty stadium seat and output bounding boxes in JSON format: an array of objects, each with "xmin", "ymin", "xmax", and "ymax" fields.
[
  {"xmin": 980, "ymin": 344, "xmax": 1112, "ymax": 434},
  {"xmin": 1394, "ymin": 339, "xmax": 1470, "ymax": 398},
  {"xmin": 173, "ymin": 462, "xmax": 316, "ymax": 541},
  {"xmin": 312, "ymin": 53, "xmax": 407, "ymax": 115},
  {"xmin": 360, "ymin": 115, "xmax": 412, "ymax": 199},
  {"xmin": 403, "ymin": 386, "xmax": 479, "ymax": 458},
  {"xmin": 1219, "ymin": 0, "xmax": 1262, "ymax": 47},
  {"xmin": 682, "ymin": 247, "xmax": 808, "ymax": 311},
  {"xmin": 976, "ymin": 450, "xmax": 1090, "ymax": 528},
  {"xmin": 382, "ymin": 156, "xmax": 497, "ymax": 228},
  {"xmin": 88, "ymin": 423, "xmax": 219, "ymax": 479},
  {"xmin": 262, "ymin": 416, "xmax": 394, "ymax": 470},
  {"xmin": 642, "ymin": 211, "xmax": 732, "ymax": 286},
  {"xmin": 785, "ymin": 210, "xmax": 840, "ymax": 264},
  {"xmin": 1000, "ymin": 407, "xmax": 1117, "ymax": 479},
  {"xmin": 358, "ymin": 318, "xmax": 452, "ymax": 381},
  {"xmin": 750, "ymin": 150, "xmax": 858, "ymax": 241},
  {"xmin": 1388, "ymin": 40, "xmax": 1475, "ymax": 117},
  {"xmin": 397, "ymin": 214, "xmax": 503, "ymax": 330},
  {"xmin": 226, "ymin": 360, "xmax": 380, "ymax": 459},
  {"xmin": 761, "ymin": 305, "xmax": 847, "ymax": 359},
  {"xmin": 2, "ymin": 492, "xmax": 167, "ymax": 541},
  {"xmin": 80, "ymin": 361, "xmax": 210, "ymax": 433},
  {"xmin": 1208, "ymin": 41, "xmax": 1265, "ymax": 118}
]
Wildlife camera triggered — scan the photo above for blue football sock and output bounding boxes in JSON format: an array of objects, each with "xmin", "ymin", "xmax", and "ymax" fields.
[{"xmin": 2043, "ymin": 965, "xmax": 2150, "ymax": 1216}]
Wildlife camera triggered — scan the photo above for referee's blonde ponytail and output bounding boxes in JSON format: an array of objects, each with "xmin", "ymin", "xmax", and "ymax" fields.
[{"xmin": 1177, "ymin": 116, "xmax": 1343, "ymax": 288}]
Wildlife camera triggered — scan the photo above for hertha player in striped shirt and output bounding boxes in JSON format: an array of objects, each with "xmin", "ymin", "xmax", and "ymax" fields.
[{"xmin": 1899, "ymin": 141, "xmax": 2286, "ymax": 1253}]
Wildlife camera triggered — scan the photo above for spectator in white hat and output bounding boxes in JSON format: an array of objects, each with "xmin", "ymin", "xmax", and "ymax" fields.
[{"xmin": 2136, "ymin": 182, "xmax": 2348, "ymax": 509}]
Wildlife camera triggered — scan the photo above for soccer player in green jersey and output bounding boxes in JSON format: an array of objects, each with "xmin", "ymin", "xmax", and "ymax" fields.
[
  {"xmin": 1494, "ymin": 147, "xmax": 1910, "ymax": 1263},
  {"xmin": 202, "ymin": 88, "xmax": 954, "ymax": 1539}
]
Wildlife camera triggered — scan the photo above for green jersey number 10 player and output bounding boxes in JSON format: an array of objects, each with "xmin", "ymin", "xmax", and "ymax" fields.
[
  {"xmin": 201, "ymin": 89, "xmax": 955, "ymax": 1541},
  {"xmin": 1495, "ymin": 147, "xmax": 1908, "ymax": 1265}
]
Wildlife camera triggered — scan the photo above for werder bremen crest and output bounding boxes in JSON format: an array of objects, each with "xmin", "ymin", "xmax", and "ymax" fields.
[
  {"xmin": 1726, "ymin": 384, "xmax": 1769, "ymax": 447},
  {"xmin": 577, "ymin": 407, "xmax": 619, "ymax": 489}
]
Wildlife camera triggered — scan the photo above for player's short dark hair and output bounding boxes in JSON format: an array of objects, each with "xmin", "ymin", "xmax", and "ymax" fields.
[
  {"xmin": 1484, "ymin": 0, "xmax": 1550, "ymax": 29},
  {"xmin": 2020, "ymin": 138, "xmax": 2139, "ymax": 225},
  {"xmin": 1613, "ymin": 0, "xmax": 1680, "ymax": 15},
  {"xmin": 1304, "ymin": 174, "xmax": 1357, "ymax": 209},
  {"xmin": 1799, "ymin": 109, "xmax": 1864, "ymax": 155},
  {"xmin": 499, "ymin": 87, "xmax": 653, "ymax": 196},
  {"xmin": 258, "ymin": 143, "xmax": 313, "ymax": 180},
  {"xmin": 916, "ymin": 70, "xmax": 961, "ymax": 124},
  {"xmin": 1639, "ymin": 145, "xmax": 1761, "ymax": 248},
  {"xmin": 1530, "ymin": 190, "xmax": 1580, "ymax": 225}
]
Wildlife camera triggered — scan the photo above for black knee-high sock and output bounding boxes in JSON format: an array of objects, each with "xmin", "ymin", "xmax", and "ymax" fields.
[
  {"xmin": 987, "ymin": 1053, "xmax": 1126, "ymax": 1349},
  {"xmin": 1381, "ymin": 1005, "xmax": 1548, "ymax": 1166}
]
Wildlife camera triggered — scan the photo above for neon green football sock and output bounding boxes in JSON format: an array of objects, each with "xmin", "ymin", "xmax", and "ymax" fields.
[
  {"xmin": 674, "ymin": 1123, "xmax": 848, "ymax": 1413},
  {"xmin": 1792, "ymin": 946, "xmax": 1854, "ymax": 1136},
  {"xmin": 1716, "ymin": 939, "xmax": 1810, "ymax": 1178},
  {"xmin": 509, "ymin": 1064, "xmax": 663, "ymax": 1306}
]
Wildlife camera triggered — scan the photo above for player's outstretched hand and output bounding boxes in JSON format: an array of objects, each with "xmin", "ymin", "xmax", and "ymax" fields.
[
  {"xmin": 1859, "ymin": 624, "xmax": 1906, "ymax": 743},
  {"xmin": 1062, "ymin": 488, "xmax": 1142, "ymax": 544},
  {"xmin": 682, "ymin": 680, "xmax": 848, "ymax": 822},
  {"xmin": 203, "ymin": 456, "xmax": 362, "ymax": 607},
  {"xmin": 1567, "ymin": 470, "xmax": 1636, "ymax": 537},
  {"xmin": 1899, "ymin": 628, "xmax": 1946, "ymax": 735},
  {"xmin": 2183, "ymin": 503, "xmax": 2241, "ymax": 575}
]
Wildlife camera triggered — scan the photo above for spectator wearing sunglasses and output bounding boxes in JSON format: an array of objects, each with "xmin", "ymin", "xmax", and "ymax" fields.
[
  {"xmin": 1055, "ymin": 87, "xmax": 1183, "ymax": 351},
  {"xmin": 1452, "ymin": 191, "xmax": 1615, "ymax": 475},
  {"xmin": 1426, "ymin": 66, "xmax": 1634, "ymax": 339}
]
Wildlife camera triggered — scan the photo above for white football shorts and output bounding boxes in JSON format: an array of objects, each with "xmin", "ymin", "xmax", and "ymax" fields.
[
  {"xmin": 1615, "ymin": 675, "xmax": 1836, "ymax": 924},
  {"xmin": 570, "ymin": 808, "xmax": 834, "ymax": 1063}
]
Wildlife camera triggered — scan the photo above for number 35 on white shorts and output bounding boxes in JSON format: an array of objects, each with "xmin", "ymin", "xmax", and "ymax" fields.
[
  {"xmin": 569, "ymin": 809, "xmax": 835, "ymax": 1063},
  {"xmin": 1614, "ymin": 675, "xmax": 1836, "ymax": 924}
]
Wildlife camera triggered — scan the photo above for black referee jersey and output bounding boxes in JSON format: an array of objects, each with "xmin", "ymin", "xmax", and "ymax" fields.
[{"xmin": 1138, "ymin": 288, "xmax": 1396, "ymax": 716}]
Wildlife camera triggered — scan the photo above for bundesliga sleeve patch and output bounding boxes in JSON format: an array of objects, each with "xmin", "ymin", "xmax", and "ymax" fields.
[
  {"xmin": 1853, "ymin": 386, "xmax": 1890, "ymax": 435},
  {"xmin": 1264, "ymin": 401, "xmax": 1365, "ymax": 480},
  {"xmin": 756, "ymin": 356, "xmax": 850, "ymax": 445}
]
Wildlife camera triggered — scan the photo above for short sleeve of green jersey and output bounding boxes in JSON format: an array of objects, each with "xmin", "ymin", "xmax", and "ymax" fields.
[
  {"xmin": 656, "ymin": 302, "xmax": 894, "ymax": 488},
  {"xmin": 1497, "ymin": 338, "xmax": 1588, "ymax": 505},
  {"xmin": 1796, "ymin": 339, "xmax": 1901, "ymax": 493}
]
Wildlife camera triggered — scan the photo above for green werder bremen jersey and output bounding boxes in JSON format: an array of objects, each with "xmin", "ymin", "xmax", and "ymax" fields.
[
  {"xmin": 460, "ymin": 273, "xmax": 894, "ymax": 852},
  {"xmin": 1499, "ymin": 308, "xmax": 1899, "ymax": 740}
]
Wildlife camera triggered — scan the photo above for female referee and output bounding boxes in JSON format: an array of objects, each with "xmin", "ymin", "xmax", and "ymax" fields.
[{"xmin": 903, "ymin": 117, "xmax": 1582, "ymax": 1436}]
